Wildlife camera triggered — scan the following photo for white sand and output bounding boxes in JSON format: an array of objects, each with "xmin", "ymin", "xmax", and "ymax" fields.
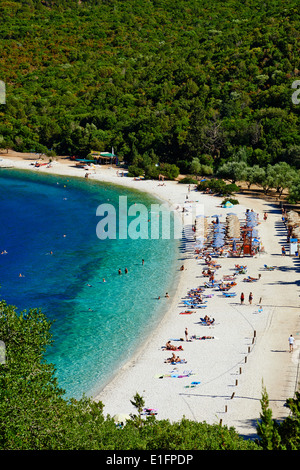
[{"xmin": 1, "ymin": 151, "xmax": 300, "ymax": 438}]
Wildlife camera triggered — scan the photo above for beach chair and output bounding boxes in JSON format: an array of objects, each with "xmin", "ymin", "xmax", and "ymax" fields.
[
  {"xmin": 243, "ymin": 276, "xmax": 259, "ymax": 282},
  {"xmin": 264, "ymin": 264, "xmax": 276, "ymax": 271},
  {"xmin": 222, "ymin": 292, "xmax": 236, "ymax": 297},
  {"xmin": 235, "ymin": 264, "xmax": 247, "ymax": 270},
  {"xmin": 143, "ymin": 408, "xmax": 158, "ymax": 415}
]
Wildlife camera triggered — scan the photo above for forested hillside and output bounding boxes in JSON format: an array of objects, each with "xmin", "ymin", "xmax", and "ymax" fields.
[{"xmin": 1, "ymin": 0, "xmax": 300, "ymax": 173}]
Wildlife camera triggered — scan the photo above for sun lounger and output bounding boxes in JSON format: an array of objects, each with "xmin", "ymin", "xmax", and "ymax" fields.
[
  {"xmin": 200, "ymin": 317, "xmax": 215, "ymax": 325},
  {"xmin": 222, "ymin": 292, "xmax": 236, "ymax": 297},
  {"xmin": 243, "ymin": 276, "xmax": 259, "ymax": 282},
  {"xmin": 142, "ymin": 408, "xmax": 158, "ymax": 415},
  {"xmin": 191, "ymin": 335, "xmax": 215, "ymax": 340},
  {"xmin": 264, "ymin": 264, "xmax": 276, "ymax": 270},
  {"xmin": 184, "ymin": 381, "xmax": 201, "ymax": 388},
  {"xmin": 235, "ymin": 264, "xmax": 247, "ymax": 270}
]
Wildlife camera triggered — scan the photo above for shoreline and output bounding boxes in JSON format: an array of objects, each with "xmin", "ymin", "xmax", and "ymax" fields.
[{"xmin": 1, "ymin": 151, "xmax": 300, "ymax": 438}]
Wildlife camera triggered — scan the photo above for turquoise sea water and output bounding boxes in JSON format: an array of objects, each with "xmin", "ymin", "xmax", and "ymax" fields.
[{"xmin": 0, "ymin": 169, "xmax": 180, "ymax": 399}]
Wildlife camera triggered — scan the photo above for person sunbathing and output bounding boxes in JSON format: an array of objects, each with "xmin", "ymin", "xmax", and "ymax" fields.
[
  {"xmin": 174, "ymin": 356, "xmax": 186, "ymax": 363},
  {"xmin": 165, "ymin": 341, "xmax": 183, "ymax": 351},
  {"xmin": 164, "ymin": 353, "xmax": 177, "ymax": 363},
  {"xmin": 164, "ymin": 353, "xmax": 186, "ymax": 363},
  {"xmin": 203, "ymin": 315, "xmax": 215, "ymax": 325}
]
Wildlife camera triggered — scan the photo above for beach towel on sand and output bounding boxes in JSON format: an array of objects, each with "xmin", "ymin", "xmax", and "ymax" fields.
[
  {"xmin": 184, "ymin": 381, "xmax": 201, "ymax": 388},
  {"xmin": 155, "ymin": 371, "xmax": 194, "ymax": 379}
]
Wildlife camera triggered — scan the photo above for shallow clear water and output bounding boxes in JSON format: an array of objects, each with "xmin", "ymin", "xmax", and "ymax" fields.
[{"xmin": 0, "ymin": 169, "xmax": 180, "ymax": 399}]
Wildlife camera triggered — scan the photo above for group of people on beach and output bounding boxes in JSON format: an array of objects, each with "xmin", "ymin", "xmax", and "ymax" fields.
[
  {"xmin": 161, "ymin": 208, "xmax": 265, "ymax": 367},
  {"xmin": 240, "ymin": 292, "xmax": 253, "ymax": 305}
]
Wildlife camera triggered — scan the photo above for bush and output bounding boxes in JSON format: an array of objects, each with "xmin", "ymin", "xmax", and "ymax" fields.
[
  {"xmin": 128, "ymin": 165, "xmax": 145, "ymax": 177},
  {"xmin": 179, "ymin": 177, "xmax": 198, "ymax": 184},
  {"xmin": 197, "ymin": 179, "xmax": 239, "ymax": 195},
  {"xmin": 197, "ymin": 178, "xmax": 226, "ymax": 192},
  {"xmin": 143, "ymin": 164, "xmax": 160, "ymax": 179},
  {"xmin": 159, "ymin": 163, "xmax": 180, "ymax": 180},
  {"xmin": 222, "ymin": 197, "xmax": 239, "ymax": 205},
  {"xmin": 223, "ymin": 183, "xmax": 240, "ymax": 195}
]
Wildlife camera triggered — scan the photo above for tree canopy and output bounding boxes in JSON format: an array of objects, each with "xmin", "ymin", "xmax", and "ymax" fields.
[{"xmin": 1, "ymin": 0, "xmax": 300, "ymax": 173}]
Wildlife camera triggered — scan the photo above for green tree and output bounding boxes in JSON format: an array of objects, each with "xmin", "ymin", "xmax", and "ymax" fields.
[
  {"xmin": 245, "ymin": 165, "xmax": 266, "ymax": 190},
  {"xmin": 190, "ymin": 157, "xmax": 201, "ymax": 177},
  {"xmin": 266, "ymin": 162, "xmax": 297, "ymax": 197},
  {"xmin": 130, "ymin": 392, "xmax": 145, "ymax": 428},
  {"xmin": 278, "ymin": 392, "xmax": 300, "ymax": 449},
  {"xmin": 287, "ymin": 176, "xmax": 300, "ymax": 203},
  {"xmin": 0, "ymin": 301, "xmax": 106, "ymax": 450},
  {"xmin": 217, "ymin": 161, "xmax": 248, "ymax": 184},
  {"xmin": 256, "ymin": 385, "xmax": 282, "ymax": 450}
]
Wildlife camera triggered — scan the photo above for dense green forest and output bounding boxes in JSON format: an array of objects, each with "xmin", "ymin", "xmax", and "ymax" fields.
[
  {"xmin": 1, "ymin": 3, "xmax": 300, "ymax": 449},
  {"xmin": 1, "ymin": 300, "xmax": 300, "ymax": 450},
  {"xmin": 1, "ymin": 0, "xmax": 300, "ymax": 178}
]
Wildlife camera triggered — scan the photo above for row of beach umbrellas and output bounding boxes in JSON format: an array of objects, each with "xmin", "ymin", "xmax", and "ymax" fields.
[
  {"xmin": 226, "ymin": 213, "xmax": 240, "ymax": 240},
  {"xmin": 286, "ymin": 210, "xmax": 300, "ymax": 240}
]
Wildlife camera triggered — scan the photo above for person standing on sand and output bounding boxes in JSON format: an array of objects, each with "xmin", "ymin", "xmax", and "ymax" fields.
[
  {"xmin": 240, "ymin": 292, "xmax": 244, "ymax": 304},
  {"xmin": 185, "ymin": 328, "xmax": 188, "ymax": 341},
  {"xmin": 289, "ymin": 334, "xmax": 295, "ymax": 352},
  {"xmin": 249, "ymin": 292, "xmax": 253, "ymax": 304}
]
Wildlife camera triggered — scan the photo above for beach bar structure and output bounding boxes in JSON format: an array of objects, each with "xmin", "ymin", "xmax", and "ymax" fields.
[
  {"xmin": 286, "ymin": 210, "xmax": 300, "ymax": 256},
  {"xmin": 90, "ymin": 151, "xmax": 118, "ymax": 165},
  {"xmin": 240, "ymin": 226, "xmax": 253, "ymax": 255},
  {"xmin": 239, "ymin": 210, "xmax": 260, "ymax": 256}
]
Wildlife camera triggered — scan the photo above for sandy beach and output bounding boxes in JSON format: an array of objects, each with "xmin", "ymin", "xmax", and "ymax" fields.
[{"xmin": 1, "ymin": 151, "xmax": 299, "ymax": 438}]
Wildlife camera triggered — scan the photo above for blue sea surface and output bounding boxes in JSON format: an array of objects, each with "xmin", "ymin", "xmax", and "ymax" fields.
[{"xmin": 0, "ymin": 169, "xmax": 180, "ymax": 399}]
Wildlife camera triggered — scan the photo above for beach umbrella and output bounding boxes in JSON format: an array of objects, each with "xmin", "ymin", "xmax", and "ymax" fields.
[
  {"xmin": 113, "ymin": 413, "xmax": 131, "ymax": 424},
  {"xmin": 213, "ymin": 240, "xmax": 224, "ymax": 247}
]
